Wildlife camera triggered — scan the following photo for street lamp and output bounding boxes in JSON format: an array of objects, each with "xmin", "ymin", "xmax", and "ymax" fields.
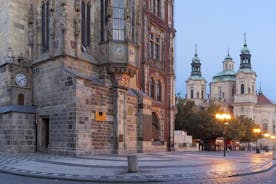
[
  {"xmin": 253, "ymin": 128, "xmax": 261, "ymax": 154},
  {"xmin": 215, "ymin": 113, "xmax": 231, "ymax": 157}
]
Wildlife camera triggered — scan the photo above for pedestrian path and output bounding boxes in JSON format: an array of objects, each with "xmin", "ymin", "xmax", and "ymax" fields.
[{"xmin": 0, "ymin": 151, "xmax": 274, "ymax": 183}]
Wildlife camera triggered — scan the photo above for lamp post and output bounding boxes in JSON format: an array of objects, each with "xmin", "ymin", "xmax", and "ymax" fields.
[
  {"xmin": 215, "ymin": 113, "xmax": 231, "ymax": 157},
  {"xmin": 253, "ymin": 128, "xmax": 261, "ymax": 154}
]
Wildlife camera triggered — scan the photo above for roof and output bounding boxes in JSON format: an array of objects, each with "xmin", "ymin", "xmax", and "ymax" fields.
[
  {"xmin": 257, "ymin": 94, "xmax": 273, "ymax": 105},
  {"xmin": 0, "ymin": 105, "xmax": 36, "ymax": 114},
  {"xmin": 188, "ymin": 75, "xmax": 206, "ymax": 81},
  {"xmin": 212, "ymin": 70, "xmax": 236, "ymax": 82},
  {"xmin": 237, "ymin": 68, "xmax": 255, "ymax": 74}
]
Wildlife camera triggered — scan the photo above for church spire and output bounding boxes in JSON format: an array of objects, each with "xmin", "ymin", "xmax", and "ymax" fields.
[
  {"xmin": 191, "ymin": 44, "xmax": 202, "ymax": 76},
  {"xmin": 258, "ymin": 82, "xmax": 263, "ymax": 95},
  {"xmin": 240, "ymin": 33, "xmax": 252, "ymax": 69}
]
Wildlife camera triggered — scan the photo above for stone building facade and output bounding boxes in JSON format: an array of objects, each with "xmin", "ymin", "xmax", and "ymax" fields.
[{"xmin": 0, "ymin": 0, "xmax": 176, "ymax": 156}]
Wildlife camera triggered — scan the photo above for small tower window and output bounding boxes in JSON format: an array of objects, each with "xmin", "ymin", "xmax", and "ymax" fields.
[
  {"xmin": 201, "ymin": 90, "xmax": 204, "ymax": 99},
  {"xmin": 197, "ymin": 92, "xmax": 199, "ymax": 98},
  {"xmin": 241, "ymin": 84, "xmax": 245, "ymax": 94},
  {"xmin": 81, "ymin": 0, "xmax": 91, "ymax": 50},
  {"xmin": 41, "ymin": 0, "xmax": 49, "ymax": 53},
  {"xmin": 18, "ymin": 94, "xmax": 24, "ymax": 105},
  {"xmin": 191, "ymin": 89, "xmax": 194, "ymax": 99}
]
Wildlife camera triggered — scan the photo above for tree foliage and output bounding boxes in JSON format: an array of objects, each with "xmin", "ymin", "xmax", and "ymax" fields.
[
  {"xmin": 175, "ymin": 95, "xmax": 260, "ymax": 143},
  {"xmin": 175, "ymin": 97, "xmax": 222, "ymax": 141}
]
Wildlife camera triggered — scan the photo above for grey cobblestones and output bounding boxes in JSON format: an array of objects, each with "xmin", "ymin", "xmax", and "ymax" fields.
[{"xmin": 0, "ymin": 151, "xmax": 275, "ymax": 183}]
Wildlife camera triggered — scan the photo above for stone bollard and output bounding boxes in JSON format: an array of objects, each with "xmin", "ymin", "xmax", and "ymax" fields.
[{"xmin": 127, "ymin": 155, "xmax": 138, "ymax": 172}]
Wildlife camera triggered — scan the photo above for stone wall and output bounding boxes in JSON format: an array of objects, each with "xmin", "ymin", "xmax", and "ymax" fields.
[
  {"xmin": 0, "ymin": 112, "xmax": 35, "ymax": 153},
  {"xmin": 33, "ymin": 58, "xmax": 77, "ymax": 155},
  {"xmin": 75, "ymin": 78, "xmax": 114, "ymax": 156},
  {"xmin": 0, "ymin": 64, "xmax": 12, "ymax": 106},
  {"xmin": 0, "ymin": 0, "xmax": 31, "ymax": 62}
]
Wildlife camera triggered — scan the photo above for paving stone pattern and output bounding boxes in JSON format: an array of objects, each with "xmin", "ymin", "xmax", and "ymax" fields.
[{"xmin": 0, "ymin": 151, "xmax": 275, "ymax": 183}]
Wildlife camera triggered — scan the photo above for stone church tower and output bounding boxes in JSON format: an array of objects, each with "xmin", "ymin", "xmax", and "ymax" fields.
[
  {"xmin": 186, "ymin": 46, "xmax": 206, "ymax": 106},
  {"xmin": 233, "ymin": 37, "xmax": 257, "ymax": 119},
  {"xmin": 210, "ymin": 51, "xmax": 236, "ymax": 104},
  {"xmin": 0, "ymin": 0, "xmax": 176, "ymax": 155}
]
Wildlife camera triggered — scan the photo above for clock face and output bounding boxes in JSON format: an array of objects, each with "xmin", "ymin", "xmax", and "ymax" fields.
[{"xmin": 15, "ymin": 73, "xmax": 27, "ymax": 87}]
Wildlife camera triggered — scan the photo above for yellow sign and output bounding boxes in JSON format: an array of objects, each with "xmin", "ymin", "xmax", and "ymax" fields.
[{"xmin": 95, "ymin": 112, "xmax": 107, "ymax": 121}]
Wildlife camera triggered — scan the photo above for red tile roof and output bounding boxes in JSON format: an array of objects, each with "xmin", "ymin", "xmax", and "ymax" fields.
[{"xmin": 257, "ymin": 94, "xmax": 273, "ymax": 105}]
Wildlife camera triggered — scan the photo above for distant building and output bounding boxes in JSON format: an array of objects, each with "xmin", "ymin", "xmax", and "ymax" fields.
[
  {"xmin": 0, "ymin": 0, "xmax": 176, "ymax": 156},
  {"xmin": 185, "ymin": 45, "xmax": 207, "ymax": 106},
  {"xmin": 186, "ymin": 37, "xmax": 276, "ymax": 144}
]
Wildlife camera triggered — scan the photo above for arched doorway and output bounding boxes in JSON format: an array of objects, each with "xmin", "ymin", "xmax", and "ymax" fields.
[{"xmin": 152, "ymin": 112, "xmax": 161, "ymax": 141}]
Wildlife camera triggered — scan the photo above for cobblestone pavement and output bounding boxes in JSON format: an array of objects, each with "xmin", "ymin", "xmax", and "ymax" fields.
[{"xmin": 0, "ymin": 151, "xmax": 275, "ymax": 183}]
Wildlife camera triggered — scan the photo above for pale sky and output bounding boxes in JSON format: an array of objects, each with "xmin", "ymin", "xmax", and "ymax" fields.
[{"xmin": 175, "ymin": 0, "xmax": 276, "ymax": 102}]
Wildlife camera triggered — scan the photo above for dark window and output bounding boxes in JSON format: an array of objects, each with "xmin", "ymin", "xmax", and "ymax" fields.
[
  {"xmin": 150, "ymin": 78, "xmax": 155, "ymax": 99},
  {"xmin": 149, "ymin": 33, "xmax": 161, "ymax": 61},
  {"xmin": 241, "ymin": 84, "xmax": 244, "ymax": 94},
  {"xmin": 149, "ymin": 34, "xmax": 154, "ymax": 58},
  {"xmin": 113, "ymin": 0, "xmax": 124, "ymax": 40},
  {"xmin": 41, "ymin": 0, "xmax": 49, "ymax": 53},
  {"xmin": 156, "ymin": 80, "xmax": 162, "ymax": 101},
  {"xmin": 18, "ymin": 94, "xmax": 24, "ymax": 105},
  {"xmin": 81, "ymin": 0, "xmax": 91, "ymax": 50},
  {"xmin": 201, "ymin": 90, "xmax": 204, "ymax": 99},
  {"xmin": 197, "ymin": 92, "xmax": 199, "ymax": 98},
  {"xmin": 232, "ymin": 87, "xmax": 235, "ymax": 96},
  {"xmin": 65, "ymin": 77, "xmax": 73, "ymax": 86},
  {"xmin": 151, "ymin": 0, "xmax": 161, "ymax": 17},
  {"xmin": 191, "ymin": 89, "xmax": 194, "ymax": 99},
  {"xmin": 157, "ymin": 0, "xmax": 161, "ymax": 17},
  {"xmin": 101, "ymin": 0, "xmax": 108, "ymax": 41},
  {"xmin": 273, "ymin": 125, "xmax": 275, "ymax": 134},
  {"xmin": 152, "ymin": 112, "xmax": 160, "ymax": 141}
]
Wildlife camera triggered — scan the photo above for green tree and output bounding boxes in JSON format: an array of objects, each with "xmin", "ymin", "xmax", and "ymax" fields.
[{"xmin": 175, "ymin": 97, "xmax": 222, "ymax": 141}]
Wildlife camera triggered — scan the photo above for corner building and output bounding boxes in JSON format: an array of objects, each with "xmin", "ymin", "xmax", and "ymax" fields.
[{"xmin": 0, "ymin": 0, "xmax": 176, "ymax": 156}]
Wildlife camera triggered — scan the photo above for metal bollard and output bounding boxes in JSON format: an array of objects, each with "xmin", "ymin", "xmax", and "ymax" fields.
[{"xmin": 127, "ymin": 155, "xmax": 138, "ymax": 172}]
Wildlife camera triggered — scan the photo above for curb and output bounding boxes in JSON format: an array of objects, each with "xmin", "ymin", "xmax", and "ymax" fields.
[{"xmin": 229, "ymin": 160, "xmax": 276, "ymax": 177}]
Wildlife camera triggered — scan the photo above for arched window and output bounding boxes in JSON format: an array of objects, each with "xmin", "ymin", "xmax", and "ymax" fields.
[
  {"xmin": 41, "ymin": 0, "xmax": 49, "ymax": 53},
  {"xmin": 241, "ymin": 84, "xmax": 244, "ymax": 94},
  {"xmin": 190, "ymin": 89, "xmax": 194, "ymax": 99},
  {"xmin": 201, "ymin": 90, "xmax": 204, "ymax": 99},
  {"xmin": 113, "ymin": 0, "xmax": 124, "ymax": 40},
  {"xmin": 156, "ymin": 80, "xmax": 162, "ymax": 101},
  {"xmin": 81, "ymin": 0, "xmax": 91, "ymax": 49},
  {"xmin": 273, "ymin": 125, "xmax": 276, "ymax": 134},
  {"xmin": 18, "ymin": 94, "xmax": 24, "ymax": 105},
  {"xmin": 150, "ymin": 78, "xmax": 155, "ymax": 98},
  {"xmin": 196, "ymin": 92, "xmax": 199, "ymax": 98},
  {"xmin": 152, "ymin": 112, "xmax": 160, "ymax": 141},
  {"xmin": 248, "ymin": 87, "xmax": 251, "ymax": 94}
]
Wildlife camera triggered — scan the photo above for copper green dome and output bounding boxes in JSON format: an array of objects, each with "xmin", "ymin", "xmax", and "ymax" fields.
[{"xmin": 212, "ymin": 70, "xmax": 236, "ymax": 83}]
